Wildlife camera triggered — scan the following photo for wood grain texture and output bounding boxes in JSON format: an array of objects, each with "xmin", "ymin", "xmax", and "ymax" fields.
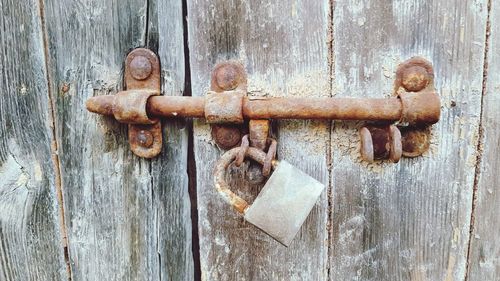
[
  {"xmin": 149, "ymin": 0, "xmax": 194, "ymax": 279},
  {"xmin": 330, "ymin": 1, "xmax": 488, "ymax": 280},
  {"xmin": 187, "ymin": 1, "xmax": 330, "ymax": 280},
  {"xmin": 467, "ymin": 0, "xmax": 500, "ymax": 279},
  {"xmin": 0, "ymin": 0, "xmax": 67, "ymax": 280},
  {"xmin": 43, "ymin": 0, "xmax": 192, "ymax": 280}
]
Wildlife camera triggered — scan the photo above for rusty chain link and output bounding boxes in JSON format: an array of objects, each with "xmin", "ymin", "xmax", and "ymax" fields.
[
  {"xmin": 235, "ymin": 135, "xmax": 249, "ymax": 167},
  {"xmin": 234, "ymin": 135, "xmax": 278, "ymax": 177},
  {"xmin": 234, "ymin": 134, "xmax": 277, "ymax": 177},
  {"xmin": 262, "ymin": 138, "xmax": 277, "ymax": 177}
]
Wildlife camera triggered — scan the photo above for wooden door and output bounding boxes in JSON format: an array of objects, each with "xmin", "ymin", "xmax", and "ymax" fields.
[{"xmin": 0, "ymin": 0, "xmax": 498, "ymax": 280}]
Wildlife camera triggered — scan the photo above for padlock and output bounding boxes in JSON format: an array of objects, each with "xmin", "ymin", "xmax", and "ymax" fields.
[{"xmin": 214, "ymin": 147, "xmax": 325, "ymax": 246}]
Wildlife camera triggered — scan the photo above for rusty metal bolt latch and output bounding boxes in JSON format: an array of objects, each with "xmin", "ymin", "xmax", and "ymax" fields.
[{"xmin": 86, "ymin": 49, "xmax": 440, "ymax": 161}]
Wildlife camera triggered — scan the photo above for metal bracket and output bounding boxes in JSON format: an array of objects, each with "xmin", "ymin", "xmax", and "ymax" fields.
[
  {"xmin": 86, "ymin": 48, "xmax": 162, "ymax": 158},
  {"xmin": 207, "ymin": 63, "xmax": 272, "ymax": 153},
  {"xmin": 359, "ymin": 57, "xmax": 437, "ymax": 162},
  {"xmin": 208, "ymin": 61, "xmax": 247, "ymax": 149},
  {"xmin": 125, "ymin": 49, "xmax": 162, "ymax": 158}
]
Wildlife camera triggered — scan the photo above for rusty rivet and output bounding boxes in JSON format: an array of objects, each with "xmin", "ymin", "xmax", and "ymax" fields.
[
  {"xmin": 136, "ymin": 130, "xmax": 154, "ymax": 148},
  {"xmin": 401, "ymin": 65, "xmax": 429, "ymax": 92},
  {"xmin": 130, "ymin": 56, "xmax": 152, "ymax": 81},
  {"xmin": 400, "ymin": 126, "xmax": 431, "ymax": 157},
  {"xmin": 212, "ymin": 63, "xmax": 246, "ymax": 91},
  {"xmin": 212, "ymin": 125, "xmax": 241, "ymax": 150}
]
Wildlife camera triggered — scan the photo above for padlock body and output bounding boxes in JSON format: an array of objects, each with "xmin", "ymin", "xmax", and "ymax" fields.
[{"xmin": 244, "ymin": 160, "xmax": 325, "ymax": 246}]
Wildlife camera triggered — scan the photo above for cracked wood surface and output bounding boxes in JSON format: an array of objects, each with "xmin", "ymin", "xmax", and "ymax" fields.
[
  {"xmin": 0, "ymin": 0, "xmax": 67, "ymax": 280},
  {"xmin": 467, "ymin": 0, "xmax": 500, "ymax": 280}
]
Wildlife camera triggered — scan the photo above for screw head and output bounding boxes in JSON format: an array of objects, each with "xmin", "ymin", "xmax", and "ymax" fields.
[
  {"xmin": 400, "ymin": 126, "xmax": 431, "ymax": 157},
  {"xmin": 401, "ymin": 65, "xmax": 429, "ymax": 92},
  {"xmin": 130, "ymin": 56, "xmax": 152, "ymax": 81},
  {"xmin": 136, "ymin": 130, "xmax": 154, "ymax": 148},
  {"xmin": 211, "ymin": 125, "xmax": 241, "ymax": 149},
  {"xmin": 212, "ymin": 63, "xmax": 246, "ymax": 91}
]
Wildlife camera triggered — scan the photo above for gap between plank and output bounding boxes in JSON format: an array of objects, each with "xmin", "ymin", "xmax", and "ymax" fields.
[
  {"xmin": 144, "ymin": 2, "xmax": 158, "ymax": 279},
  {"xmin": 464, "ymin": 0, "xmax": 492, "ymax": 279},
  {"xmin": 143, "ymin": 1, "xmax": 163, "ymax": 278},
  {"xmin": 181, "ymin": 0, "xmax": 202, "ymax": 279},
  {"xmin": 144, "ymin": 0, "xmax": 150, "ymax": 48},
  {"xmin": 37, "ymin": 0, "xmax": 72, "ymax": 280},
  {"xmin": 145, "ymin": 0, "xmax": 199, "ymax": 278},
  {"xmin": 326, "ymin": 0, "xmax": 336, "ymax": 280}
]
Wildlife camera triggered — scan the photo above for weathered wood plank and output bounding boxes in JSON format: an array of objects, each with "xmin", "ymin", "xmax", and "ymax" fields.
[
  {"xmin": 467, "ymin": 1, "xmax": 500, "ymax": 279},
  {"xmin": 0, "ymin": 0, "xmax": 67, "ymax": 280},
  {"xmin": 44, "ymin": 1, "xmax": 151, "ymax": 279},
  {"xmin": 187, "ymin": 1, "xmax": 330, "ymax": 279},
  {"xmin": 149, "ymin": 0, "xmax": 194, "ymax": 279},
  {"xmin": 43, "ymin": 0, "xmax": 192, "ymax": 279},
  {"xmin": 330, "ymin": 1, "xmax": 487, "ymax": 280}
]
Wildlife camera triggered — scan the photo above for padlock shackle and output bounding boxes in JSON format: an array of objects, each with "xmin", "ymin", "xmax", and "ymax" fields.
[{"xmin": 213, "ymin": 147, "xmax": 279, "ymax": 214}]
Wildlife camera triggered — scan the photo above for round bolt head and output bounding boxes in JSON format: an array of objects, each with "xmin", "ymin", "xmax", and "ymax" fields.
[
  {"xmin": 211, "ymin": 125, "xmax": 241, "ymax": 149},
  {"xmin": 136, "ymin": 130, "xmax": 154, "ymax": 148},
  {"xmin": 130, "ymin": 56, "xmax": 152, "ymax": 80},
  {"xmin": 400, "ymin": 126, "xmax": 431, "ymax": 157},
  {"xmin": 388, "ymin": 125, "xmax": 402, "ymax": 163},
  {"xmin": 359, "ymin": 127, "xmax": 374, "ymax": 162},
  {"xmin": 212, "ymin": 62, "xmax": 246, "ymax": 91},
  {"xmin": 401, "ymin": 65, "xmax": 429, "ymax": 92}
]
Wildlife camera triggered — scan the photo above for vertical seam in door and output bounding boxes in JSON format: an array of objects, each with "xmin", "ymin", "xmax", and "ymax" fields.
[
  {"xmin": 143, "ymin": 0, "xmax": 160, "ymax": 278},
  {"xmin": 182, "ymin": 0, "xmax": 202, "ymax": 278},
  {"xmin": 464, "ymin": 0, "xmax": 491, "ymax": 280},
  {"xmin": 37, "ymin": 0, "xmax": 72, "ymax": 280},
  {"xmin": 144, "ymin": 0, "xmax": 150, "ymax": 47},
  {"xmin": 145, "ymin": 1, "xmax": 156, "ymax": 272},
  {"xmin": 326, "ymin": 0, "xmax": 335, "ymax": 280}
]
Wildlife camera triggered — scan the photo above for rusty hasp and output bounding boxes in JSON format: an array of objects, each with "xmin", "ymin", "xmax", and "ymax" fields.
[
  {"xmin": 214, "ymin": 147, "xmax": 325, "ymax": 246},
  {"xmin": 86, "ymin": 53, "xmax": 441, "ymax": 159}
]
